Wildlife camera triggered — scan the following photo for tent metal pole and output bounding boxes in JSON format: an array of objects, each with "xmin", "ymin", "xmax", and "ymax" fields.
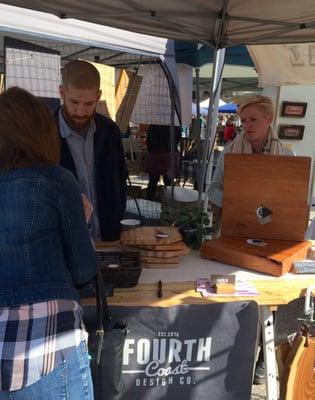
[
  {"xmin": 308, "ymin": 159, "xmax": 315, "ymax": 216},
  {"xmin": 195, "ymin": 67, "xmax": 200, "ymax": 119},
  {"xmin": 198, "ymin": 48, "xmax": 225, "ymax": 206},
  {"xmin": 203, "ymin": 49, "xmax": 225, "ymax": 210},
  {"xmin": 198, "ymin": 1, "xmax": 229, "ymax": 205},
  {"xmin": 195, "ymin": 67, "xmax": 203, "ymax": 195}
]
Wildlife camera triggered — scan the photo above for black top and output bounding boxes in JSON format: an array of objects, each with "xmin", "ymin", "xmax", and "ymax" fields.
[{"xmin": 146, "ymin": 124, "xmax": 181, "ymax": 153}]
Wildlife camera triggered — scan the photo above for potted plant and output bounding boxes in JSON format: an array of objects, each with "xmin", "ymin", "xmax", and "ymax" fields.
[{"xmin": 175, "ymin": 207, "xmax": 210, "ymax": 250}]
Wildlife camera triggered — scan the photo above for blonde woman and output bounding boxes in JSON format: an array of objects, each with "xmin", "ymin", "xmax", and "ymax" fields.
[
  {"xmin": 209, "ymin": 95, "xmax": 293, "ymax": 208},
  {"xmin": 208, "ymin": 95, "xmax": 293, "ymax": 385}
]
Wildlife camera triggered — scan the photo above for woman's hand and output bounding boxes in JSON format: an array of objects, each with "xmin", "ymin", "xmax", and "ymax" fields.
[{"xmin": 81, "ymin": 193, "xmax": 93, "ymax": 223}]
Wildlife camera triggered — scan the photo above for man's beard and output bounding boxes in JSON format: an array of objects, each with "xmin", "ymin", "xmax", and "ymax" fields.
[{"xmin": 63, "ymin": 105, "xmax": 96, "ymax": 131}]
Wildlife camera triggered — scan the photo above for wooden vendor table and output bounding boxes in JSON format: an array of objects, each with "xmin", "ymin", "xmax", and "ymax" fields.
[{"xmin": 83, "ymin": 250, "xmax": 315, "ymax": 400}]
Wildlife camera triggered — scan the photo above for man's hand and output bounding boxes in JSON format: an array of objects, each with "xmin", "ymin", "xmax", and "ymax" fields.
[{"xmin": 81, "ymin": 193, "xmax": 93, "ymax": 223}]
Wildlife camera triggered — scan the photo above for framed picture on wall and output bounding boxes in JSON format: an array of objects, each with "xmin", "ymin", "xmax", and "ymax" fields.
[
  {"xmin": 278, "ymin": 124, "xmax": 305, "ymax": 140},
  {"xmin": 280, "ymin": 101, "xmax": 307, "ymax": 117}
]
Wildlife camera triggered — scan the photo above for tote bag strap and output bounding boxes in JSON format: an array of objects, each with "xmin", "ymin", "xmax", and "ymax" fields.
[{"xmin": 95, "ymin": 263, "xmax": 111, "ymax": 364}]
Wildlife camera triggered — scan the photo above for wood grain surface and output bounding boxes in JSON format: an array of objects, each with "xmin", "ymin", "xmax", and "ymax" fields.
[
  {"xmin": 289, "ymin": 337, "xmax": 315, "ymax": 400},
  {"xmin": 139, "ymin": 241, "xmax": 186, "ymax": 251},
  {"xmin": 222, "ymin": 154, "xmax": 311, "ymax": 242},
  {"xmin": 82, "ymin": 278, "xmax": 315, "ymax": 307},
  {"xmin": 281, "ymin": 335, "xmax": 315, "ymax": 400},
  {"xmin": 120, "ymin": 226, "xmax": 182, "ymax": 245},
  {"xmin": 200, "ymin": 237, "xmax": 311, "ymax": 276},
  {"xmin": 138, "ymin": 247, "xmax": 190, "ymax": 258}
]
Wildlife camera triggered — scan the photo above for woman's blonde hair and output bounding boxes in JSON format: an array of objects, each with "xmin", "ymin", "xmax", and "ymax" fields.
[
  {"xmin": 0, "ymin": 86, "xmax": 59, "ymax": 171},
  {"xmin": 238, "ymin": 95, "xmax": 275, "ymax": 120}
]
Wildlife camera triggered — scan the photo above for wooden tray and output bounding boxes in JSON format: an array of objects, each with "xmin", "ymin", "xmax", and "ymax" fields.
[{"xmin": 201, "ymin": 237, "xmax": 311, "ymax": 276}]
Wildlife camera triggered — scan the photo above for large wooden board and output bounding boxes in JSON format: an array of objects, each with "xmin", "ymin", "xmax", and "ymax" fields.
[
  {"xmin": 285, "ymin": 337, "xmax": 315, "ymax": 400},
  {"xmin": 115, "ymin": 69, "xmax": 142, "ymax": 132},
  {"xmin": 86, "ymin": 60, "xmax": 116, "ymax": 120},
  {"xmin": 222, "ymin": 154, "xmax": 311, "ymax": 242},
  {"xmin": 120, "ymin": 226, "xmax": 182, "ymax": 246},
  {"xmin": 81, "ymin": 278, "xmax": 315, "ymax": 307},
  {"xmin": 201, "ymin": 237, "xmax": 311, "ymax": 276}
]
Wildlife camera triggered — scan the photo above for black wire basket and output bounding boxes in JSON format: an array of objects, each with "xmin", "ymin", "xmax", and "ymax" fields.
[{"xmin": 96, "ymin": 251, "xmax": 141, "ymax": 288}]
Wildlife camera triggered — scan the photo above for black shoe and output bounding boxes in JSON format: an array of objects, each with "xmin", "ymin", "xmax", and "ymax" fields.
[{"xmin": 254, "ymin": 361, "xmax": 265, "ymax": 385}]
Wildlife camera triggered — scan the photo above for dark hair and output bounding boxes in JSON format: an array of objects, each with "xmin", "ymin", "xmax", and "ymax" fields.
[
  {"xmin": 0, "ymin": 86, "xmax": 59, "ymax": 171},
  {"xmin": 62, "ymin": 60, "xmax": 100, "ymax": 89}
]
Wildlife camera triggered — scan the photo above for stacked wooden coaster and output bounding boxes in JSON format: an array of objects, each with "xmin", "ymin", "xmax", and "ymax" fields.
[{"xmin": 120, "ymin": 226, "xmax": 189, "ymax": 268}]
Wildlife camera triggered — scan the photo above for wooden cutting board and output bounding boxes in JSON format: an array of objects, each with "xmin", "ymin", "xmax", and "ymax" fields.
[
  {"xmin": 201, "ymin": 236, "xmax": 311, "ymax": 276},
  {"xmin": 120, "ymin": 226, "xmax": 182, "ymax": 246},
  {"xmin": 138, "ymin": 247, "xmax": 190, "ymax": 258},
  {"xmin": 94, "ymin": 241, "xmax": 120, "ymax": 249},
  {"xmin": 281, "ymin": 335, "xmax": 315, "ymax": 400},
  {"xmin": 140, "ymin": 241, "xmax": 186, "ymax": 251},
  {"xmin": 140, "ymin": 256, "xmax": 180, "ymax": 264}
]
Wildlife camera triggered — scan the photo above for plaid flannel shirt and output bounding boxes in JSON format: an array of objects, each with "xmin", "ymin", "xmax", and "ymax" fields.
[{"xmin": 0, "ymin": 299, "xmax": 87, "ymax": 391}]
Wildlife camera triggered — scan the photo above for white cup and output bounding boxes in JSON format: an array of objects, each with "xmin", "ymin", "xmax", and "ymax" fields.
[{"xmin": 120, "ymin": 219, "xmax": 141, "ymax": 231}]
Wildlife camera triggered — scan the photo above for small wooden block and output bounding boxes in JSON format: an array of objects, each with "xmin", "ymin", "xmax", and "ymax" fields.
[{"xmin": 215, "ymin": 283, "xmax": 235, "ymax": 295}]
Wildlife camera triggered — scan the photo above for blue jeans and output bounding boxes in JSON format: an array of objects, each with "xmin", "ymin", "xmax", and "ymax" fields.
[{"xmin": 0, "ymin": 341, "xmax": 94, "ymax": 400}]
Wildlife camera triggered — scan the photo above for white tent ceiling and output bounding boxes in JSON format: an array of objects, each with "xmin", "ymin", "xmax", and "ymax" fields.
[
  {"xmin": 1, "ymin": 0, "xmax": 315, "ymax": 47},
  {"xmin": 0, "ymin": 4, "xmax": 168, "ymax": 57}
]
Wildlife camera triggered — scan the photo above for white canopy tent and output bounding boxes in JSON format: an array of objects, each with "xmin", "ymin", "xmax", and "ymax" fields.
[
  {"xmin": 2, "ymin": 1, "xmax": 315, "ymax": 199},
  {"xmin": 0, "ymin": 3, "xmax": 169, "ymax": 57},
  {"xmin": 1, "ymin": 3, "xmax": 315, "ymax": 398},
  {"xmin": 1, "ymin": 1, "xmax": 315, "ymax": 161},
  {"xmin": 2, "ymin": 4, "xmax": 315, "ymax": 184},
  {"xmin": 248, "ymin": 43, "xmax": 315, "ymax": 87},
  {"xmin": 0, "ymin": 3, "xmax": 183, "ymax": 130},
  {"xmin": 1, "ymin": 0, "xmax": 315, "ymax": 47}
]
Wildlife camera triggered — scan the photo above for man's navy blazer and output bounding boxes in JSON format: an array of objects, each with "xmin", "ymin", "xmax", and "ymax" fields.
[{"xmin": 55, "ymin": 109, "xmax": 127, "ymax": 241}]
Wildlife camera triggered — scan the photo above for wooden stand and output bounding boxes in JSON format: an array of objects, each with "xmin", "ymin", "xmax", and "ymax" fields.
[{"xmin": 202, "ymin": 154, "xmax": 312, "ymax": 276}]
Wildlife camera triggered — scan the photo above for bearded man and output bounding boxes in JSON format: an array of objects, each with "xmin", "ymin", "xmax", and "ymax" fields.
[{"xmin": 55, "ymin": 60, "xmax": 127, "ymax": 241}]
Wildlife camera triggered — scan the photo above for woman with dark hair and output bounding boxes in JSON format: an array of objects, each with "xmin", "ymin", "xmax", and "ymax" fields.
[{"xmin": 0, "ymin": 87, "xmax": 96, "ymax": 399}]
